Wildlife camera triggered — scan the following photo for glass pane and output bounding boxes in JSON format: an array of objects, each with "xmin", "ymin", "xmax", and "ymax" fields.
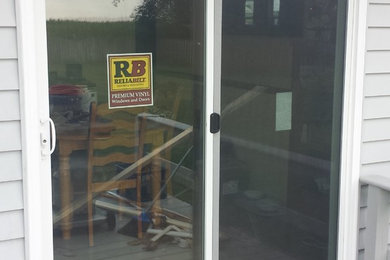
[
  {"xmin": 219, "ymin": 0, "xmax": 346, "ymax": 259},
  {"xmin": 46, "ymin": 1, "xmax": 204, "ymax": 259}
]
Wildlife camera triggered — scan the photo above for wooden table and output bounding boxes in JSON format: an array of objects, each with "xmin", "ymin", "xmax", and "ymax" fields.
[{"xmin": 57, "ymin": 132, "xmax": 88, "ymax": 239}]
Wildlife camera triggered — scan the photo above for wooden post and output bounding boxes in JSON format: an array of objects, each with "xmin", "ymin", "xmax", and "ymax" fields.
[
  {"xmin": 59, "ymin": 144, "xmax": 73, "ymax": 240},
  {"xmin": 151, "ymin": 156, "xmax": 162, "ymax": 227},
  {"xmin": 136, "ymin": 116, "xmax": 147, "ymax": 239}
]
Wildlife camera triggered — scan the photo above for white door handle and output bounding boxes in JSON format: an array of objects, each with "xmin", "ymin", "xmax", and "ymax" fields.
[
  {"xmin": 41, "ymin": 118, "xmax": 56, "ymax": 156},
  {"xmin": 48, "ymin": 118, "xmax": 56, "ymax": 154}
]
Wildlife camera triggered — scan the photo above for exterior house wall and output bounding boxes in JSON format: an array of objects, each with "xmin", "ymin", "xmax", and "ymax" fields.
[
  {"xmin": 359, "ymin": 0, "xmax": 390, "ymax": 259},
  {"xmin": 0, "ymin": 0, "xmax": 381, "ymax": 259},
  {"xmin": 0, "ymin": 0, "xmax": 26, "ymax": 259}
]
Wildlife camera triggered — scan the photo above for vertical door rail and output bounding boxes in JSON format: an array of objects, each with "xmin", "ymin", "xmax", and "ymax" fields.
[{"xmin": 204, "ymin": 0, "xmax": 222, "ymax": 259}]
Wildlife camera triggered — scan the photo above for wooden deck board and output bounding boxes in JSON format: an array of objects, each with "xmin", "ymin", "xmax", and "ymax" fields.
[
  {"xmin": 106, "ymin": 246, "xmax": 191, "ymax": 260},
  {"xmin": 54, "ymin": 218, "xmax": 191, "ymax": 260}
]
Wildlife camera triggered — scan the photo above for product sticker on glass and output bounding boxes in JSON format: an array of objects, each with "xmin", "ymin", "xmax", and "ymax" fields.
[{"xmin": 107, "ymin": 53, "xmax": 153, "ymax": 109}]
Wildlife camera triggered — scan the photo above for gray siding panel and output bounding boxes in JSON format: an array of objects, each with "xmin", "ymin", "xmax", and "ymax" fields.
[
  {"xmin": 365, "ymin": 51, "xmax": 390, "ymax": 73},
  {"xmin": 0, "ymin": 90, "xmax": 20, "ymax": 121},
  {"xmin": 361, "ymin": 185, "xmax": 368, "ymax": 208},
  {"xmin": 0, "ymin": 181, "xmax": 23, "ymax": 212},
  {"xmin": 0, "ymin": 121, "xmax": 21, "ymax": 151},
  {"xmin": 363, "ymin": 96, "xmax": 390, "ymax": 119},
  {"xmin": 362, "ymin": 118, "xmax": 390, "ymax": 142},
  {"xmin": 0, "ymin": 28, "xmax": 17, "ymax": 59},
  {"xmin": 0, "ymin": 0, "xmax": 16, "ymax": 27},
  {"xmin": 367, "ymin": 4, "xmax": 390, "ymax": 27},
  {"xmin": 0, "ymin": 239, "xmax": 25, "ymax": 260},
  {"xmin": 366, "ymin": 28, "xmax": 390, "ymax": 50},
  {"xmin": 358, "ymin": 250, "xmax": 364, "ymax": 260},
  {"xmin": 369, "ymin": 0, "xmax": 390, "ymax": 3},
  {"xmin": 0, "ymin": 210, "xmax": 24, "ymax": 241},
  {"xmin": 0, "ymin": 0, "xmax": 25, "ymax": 258},
  {"xmin": 0, "ymin": 151, "xmax": 22, "ymax": 183},
  {"xmin": 360, "ymin": 207, "xmax": 367, "ymax": 229},
  {"xmin": 361, "ymin": 140, "xmax": 390, "ymax": 164},
  {"xmin": 0, "ymin": 59, "xmax": 19, "ymax": 90},
  {"xmin": 360, "ymin": 2, "xmax": 390, "ymax": 250},
  {"xmin": 359, "ymin": 228, "xmax": 365, "ymax": 250},
  {"xmin": 359, "ymin": 185, "xmax": 367, "ymax": 256},
  {"xmin": 361, "ymin": 161, "xmax": 390, "ymax": 175},
  {"xmin": 365, "ymin": 74, "xmax": 390, "ymax": 97}
]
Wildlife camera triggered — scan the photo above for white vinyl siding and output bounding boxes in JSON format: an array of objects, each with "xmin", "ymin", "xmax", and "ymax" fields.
[
  {"xmin": 363, "ymin": 96, "xmax": 390, "ymax": 119},
  {"xmin": 0, "ymin": 239, "xmax": 25, "ymax": 259},
  {"xmin": 366, "ymin": 28, "xmax": 390, "ymax": 50},
  {"xmin": 0, "ymin": 210, "xmax": 24, "ymax": 241},
  {"xmin": 359, "ymin": 0, "xmax": 390, "ymax": 258},
  {"xmin": 0, "ymin": 60, "xmax": 19, "ymax": 90},
  {"xmin": 0, "ymin": 0, "xmax": 25, "ymax": 259},
  {"xmin": 0, "ymin": 181, "xmax": 24, "ymax": 212},
  {"xmin": 0, "ymin": 28, "xmax": 18, "ymax": 59},
  {"xmin": 0, "ymin": 0, "xmax": 16, "ymax": 27},
  {"xmin": 0, "ymin": 90, "xmax": 21, "ymax": 121},
  {"xmin": 0, "ymin": 151, "xmax": 22, "ymax": 183},
  {"xmin": 0, "ymin": 121, "xmax": 22, "ymax": 151},
  {"xmin": 362, "ymin": 118, "xmax": 390, "ymax": 142},
  {"xmin": 367, "ymin": 4, "xmax": 390, "ymax": 27}
]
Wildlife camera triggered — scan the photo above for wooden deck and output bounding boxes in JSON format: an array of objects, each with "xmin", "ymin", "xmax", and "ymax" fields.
[
  {"xmin": 53, "ymin": 195, "xmax": 301, "ymax": 260},
  {"xmin": 53, "ymin": 217, "xmax": 192, "ymax": 260},
  {"xmin": 219, "ymin": 226, "xmax": 298, "ymax": 260},
  {"xmin": 54, "ymin": 221, "xmax": 302, "ymax": 260}
]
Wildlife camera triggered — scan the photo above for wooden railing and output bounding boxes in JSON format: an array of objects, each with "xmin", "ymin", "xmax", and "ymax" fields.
[{"xmin": 360, "ymin": 173, "xmax": 390, "ymax": 260}]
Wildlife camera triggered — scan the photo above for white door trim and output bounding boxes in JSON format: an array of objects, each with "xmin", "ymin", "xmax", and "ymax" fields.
[
  {"xmin": 204, "ymin": 0, "xmax": 222, "ymax": 259},
  {"xmin": 15, "ymin": 0, "xmax": 53, "ymax": 259},
  {"xmin": 337, "ymin": 0, "xmax": 367, "ymax": 257}
]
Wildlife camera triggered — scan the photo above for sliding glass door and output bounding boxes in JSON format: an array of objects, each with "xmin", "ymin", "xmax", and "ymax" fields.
[
  {"xmin": 45, "ymin": 0, "xmax": 347, "ymax": 259},
  {"xmin": 46, "ymin": 0, "xmax": 205, "ymax": 259},
  {"xmin": 218, "ymin": 0, "xmax": 347, "ymax": 259}
]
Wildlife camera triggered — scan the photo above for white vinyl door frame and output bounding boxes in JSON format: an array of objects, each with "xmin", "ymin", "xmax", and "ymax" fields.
[
  {"xmin": 204, "ymin": 0, "xmax": 222, "ymax": 259},
  {"xmin": 14, "ymin": 0, "xmax": 366, "ymax": 258},
  {"xmin": 15, "ymin": 0, "xmax": 53, "ymax": 259},
  {"xmin": 204, "ymin": 0, "xmax": 367, "ymax": 258},
  {"xmin": 337, "ymin": 0, "xmax": 367, "ymax": 257}
]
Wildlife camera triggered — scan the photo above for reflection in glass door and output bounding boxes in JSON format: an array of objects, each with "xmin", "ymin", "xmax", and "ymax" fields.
[
  {"xmin": 46, "ymin": 0, "xmax": 204, "ymax": 259},
  {"xmin": 219, "ymin": 0, "xmax": 347, "ymax": 259}
]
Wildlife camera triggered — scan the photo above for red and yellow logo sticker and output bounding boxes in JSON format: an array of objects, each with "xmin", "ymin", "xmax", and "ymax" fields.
[{"xmin": 107, "ymin": 53, "xmax": 153, "ymax": 108}]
